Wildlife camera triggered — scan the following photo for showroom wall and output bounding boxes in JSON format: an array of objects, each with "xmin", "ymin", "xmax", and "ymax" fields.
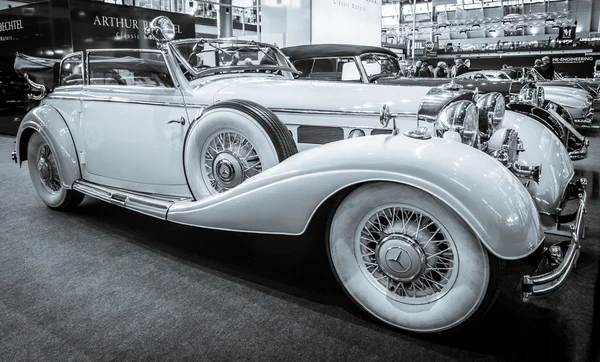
[
  {"xmin": 311, "ymin": 0, "xmax": 382, "ymax": 46},
  {"xmin": 254, "ymin": 0, "xmax": 383, "ymax": 47},
  {"xmin": 260, "ymin": 0, "xmax": 311, "ymax": 47}
]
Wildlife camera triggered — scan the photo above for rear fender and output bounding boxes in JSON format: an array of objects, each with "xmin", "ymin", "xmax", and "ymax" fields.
[
  {"xmin": 16, "ymin": 104, "xmax": 81, "ymax": 189},
  {"xmin": 167, "ymin": 135, "xmax": 544, "ymax": 260}
]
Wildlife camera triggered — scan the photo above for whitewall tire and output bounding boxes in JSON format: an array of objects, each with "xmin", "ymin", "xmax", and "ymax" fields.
[
  {"xmin": 26, "ymin": 132, "xmax": 84, "ymax": 210},
  {"xmin": 184, "ymin": 99, "xmax": 297, "ymax": 199},
  {"xmin": 328, "ymin": 182, "xmax": 503, "ymax": 334}
]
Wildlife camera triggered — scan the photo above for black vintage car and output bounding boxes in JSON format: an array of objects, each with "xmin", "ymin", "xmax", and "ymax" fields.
[{"xmin": 281, "ymin": 44, "xmax": 589, "ymax": 161}]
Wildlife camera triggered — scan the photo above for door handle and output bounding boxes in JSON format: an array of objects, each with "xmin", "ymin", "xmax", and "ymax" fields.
[{"xmin": 167, "ymin": 117, "xmax": 186, "ymax": 125}]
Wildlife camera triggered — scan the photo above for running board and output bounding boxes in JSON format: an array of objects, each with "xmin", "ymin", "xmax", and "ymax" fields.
[{"xmin": 72, "ymin": 180, "xmax": 191, "ymax": 219}]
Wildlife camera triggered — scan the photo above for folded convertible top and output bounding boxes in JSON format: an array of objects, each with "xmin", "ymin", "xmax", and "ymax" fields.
[{"xmin": 13, "ymin": 52, "xmax": 61, "ymax": 91}]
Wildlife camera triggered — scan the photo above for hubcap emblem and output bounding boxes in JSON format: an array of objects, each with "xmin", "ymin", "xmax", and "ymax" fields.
[
  {"xmin": 375, "ymin": 234, "xmax": 427, "ymax": 283},
  {"xmin": 215, "ymin": 159, "xmax": 235, "ymax": 183},
  {"xmin": 385, "ymin": 247, "xmax": 412, "ymax": 273},
  {"xmin": 37, "ymin": 158, "xmax": 51, "ymax": 182}
]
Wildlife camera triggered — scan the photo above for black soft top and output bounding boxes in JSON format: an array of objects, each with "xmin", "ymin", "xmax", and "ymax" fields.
[
  {"xmin": 281, "ymin": 44, "xmax": 398, "ymax": 60},
  {"xmin": 14, "ymin": 52, "xmax": 61, "ymax": 91}
]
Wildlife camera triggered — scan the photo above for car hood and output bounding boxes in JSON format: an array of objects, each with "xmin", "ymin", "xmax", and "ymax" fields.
[
  {"xmin": 542, "ymin": 86, "xmax": 590, "ymax": 106},
  {"xmin": 189, "ymin": 76, "xmax": 433, "ymax": 114}
]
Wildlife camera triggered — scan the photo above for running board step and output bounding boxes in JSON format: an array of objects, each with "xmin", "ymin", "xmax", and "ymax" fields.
[{"xmin": 72, "ymin": 180, "xmax": 191, "ymax": 219}]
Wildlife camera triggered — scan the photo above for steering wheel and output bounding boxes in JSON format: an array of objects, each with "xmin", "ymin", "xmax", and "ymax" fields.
[
  {"xmin": 193, "ymin": 65, "xmax": 211, "ymax": 70},
  {"xmin": 368, "ymin": 73, "xmax": 390, "ymax": 83}
]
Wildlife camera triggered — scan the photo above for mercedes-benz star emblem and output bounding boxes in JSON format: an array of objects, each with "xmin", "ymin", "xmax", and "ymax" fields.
[
  {"xmin": 386, "ymin": 247, "xmax": 412, "ymax": 273},
  {"xmin": 219, "ymin": 165, "xmax": 230, "ymax": 177}
]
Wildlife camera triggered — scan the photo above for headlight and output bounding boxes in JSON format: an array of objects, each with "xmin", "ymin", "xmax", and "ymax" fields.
[
  {"xmin": 518, "ymin": 85, "xmax": 544, "ymax": 107},
  {"xmin": 476, "ymin": 92, "xmax": 505, "ymax": 135},
  {"xmin": 348, "ymin": 129, "xmax": 365, "ymax": 138},
  {"xmin": 537, "ymin": 87, "xmax": 545, "ymax": 106},
  {"xmin": 434, "ymin": 100, "xmax": 479, "ymax": 147}
]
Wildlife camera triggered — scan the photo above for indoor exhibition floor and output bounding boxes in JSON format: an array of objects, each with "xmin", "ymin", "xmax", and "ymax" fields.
[{"xmin": 0, "ymin": 130, "xmax": 599, "ymax": 361}]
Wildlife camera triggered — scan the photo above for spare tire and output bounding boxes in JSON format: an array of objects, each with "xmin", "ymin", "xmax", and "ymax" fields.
[{"xmin": 183, "ymin": 99, "xmax": 298, "ymax": 199}]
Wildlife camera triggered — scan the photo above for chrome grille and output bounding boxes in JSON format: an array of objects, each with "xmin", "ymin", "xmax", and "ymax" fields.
[
  {"xmin": 371, "ymin": 129, "xmax": 393, "ymax": 135},
  {"xmin": 297, "ymin": 126, "xmax": 344, "ymax": 144}
]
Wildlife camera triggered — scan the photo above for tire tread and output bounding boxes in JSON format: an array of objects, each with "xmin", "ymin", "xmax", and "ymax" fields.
[{"xmin": 202, "ymin": 99, "xmax": 298, "ymax": 161}]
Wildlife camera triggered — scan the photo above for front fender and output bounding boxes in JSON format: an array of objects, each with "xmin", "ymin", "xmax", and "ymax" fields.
[
  {"xmin": 502, "ymin": 110, "xmax": 574, "ymax": 220},
  {"xmin": 16, "ymin": 104, "xmax": 81, "ymax": 189},
  {"xmin": 167, "ymin": 135, "xmax": 544, "ymax": 260}
]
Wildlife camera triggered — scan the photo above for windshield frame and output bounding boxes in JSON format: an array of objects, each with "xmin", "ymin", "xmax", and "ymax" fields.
[
  {"xmin": 358, "ymin": 52, "xmax": 401, "ymax": 80},
  {"xmin": 168, "ymin": 38, "xmax": 300, "ymax": 81}
]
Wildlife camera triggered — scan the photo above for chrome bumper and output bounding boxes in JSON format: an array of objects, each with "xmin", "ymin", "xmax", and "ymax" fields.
[
  {"xmin": 569, "ymin": 137, "xmax": 589, "ymax": 161},
  {"xmin": 522, "ymin": 178, "xmax": 587, "ymax": 300},
  {"xmin": 574, "ymin": 108, "xmax": 596, "ymax": 128}
]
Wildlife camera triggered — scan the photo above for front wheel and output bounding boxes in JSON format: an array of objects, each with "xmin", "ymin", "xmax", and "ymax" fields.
[
  {"xmin": 26, "ymin": 132, "xmax": 84, "ymax": 210},
  {"xmin": 327, "ymin": 182, "xmax": 503, "ymax": 334}
]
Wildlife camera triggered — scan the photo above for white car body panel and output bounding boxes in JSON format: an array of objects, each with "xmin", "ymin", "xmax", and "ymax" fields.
[{"xmin": 168, "ymin": 134, "xmax": 544, "ymax": 259}]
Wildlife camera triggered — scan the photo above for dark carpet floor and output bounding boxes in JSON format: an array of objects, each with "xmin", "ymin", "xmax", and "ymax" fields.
[{"xmin": 1, "ymin": 128, "xmax": 599, "ymax": 362}]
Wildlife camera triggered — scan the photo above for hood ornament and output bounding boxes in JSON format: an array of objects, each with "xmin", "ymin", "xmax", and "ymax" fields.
[
  {"xmin": 473, "ymin": 87, "xmax": 480, "ymax": 102},
  {"xmin": 441, "ymin": 78, "xmax": 463, "ymax": 91}
]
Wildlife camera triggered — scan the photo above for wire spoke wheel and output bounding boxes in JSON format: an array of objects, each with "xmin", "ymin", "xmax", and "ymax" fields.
[
  {"xmin": 328, "ymin": 182, "xmax": 500, "ymax": 333},
  {"xmin": 356, "ymin": 205, "xmax": 457, "ymax": 305},
  {"xmin": 26, "ymin": 132, "xmax": 84, "ymax": 210},
  {"xmin": 36, "ymin": 144, "xmax": 62, "ymax": 194},
  {"xmin": 202, "ymin": 130, "xmax": 262, "ymax": 193}
]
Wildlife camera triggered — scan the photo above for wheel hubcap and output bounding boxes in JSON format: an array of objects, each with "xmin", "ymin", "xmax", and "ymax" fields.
[
  {"xmin": 36, "ymin": 144, "xmax": 61, "ymax": 193},
  {"xmin": 213, "ymin": 152, "xmax": 243, "ymax": 188},
  {"xmin": 356, "ymin": 205, "xmax": 458, "ymax": 303},
  {"xmin": 203, "ymin": 131, "xmax": 262, "ymax": 193},
  {"xmin": 376, "ymin": 235, "xmax": 426, "ymax": 283},
  {"xmin": 37, "ymin": 158, "xmax": 52, "ymax": 182}
]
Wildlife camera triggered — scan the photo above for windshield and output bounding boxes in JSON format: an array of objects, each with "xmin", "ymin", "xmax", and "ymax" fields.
[
  {"xmin": 524, "ymin": 68, "xmax": 545, "ymax": 81},
  {"xmin": 170, "ymin": 39, "xmax": 298, "ymax": 81},
  {"xmin": 485, "ymin": 72, "xmax": 510, "ymax": 80},
  {"xmin": 359, "ymin": 53, "xmax": 400, "ymax": 79}
]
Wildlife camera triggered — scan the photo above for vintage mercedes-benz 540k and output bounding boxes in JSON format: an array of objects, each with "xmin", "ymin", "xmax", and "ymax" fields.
[
  {"xmin": 11, "ymin": 16, "xmax": 587, "ymax": 335},
  {"xmin": 281, "ymin": 44, "xmax": 590, "ymax": 160}
]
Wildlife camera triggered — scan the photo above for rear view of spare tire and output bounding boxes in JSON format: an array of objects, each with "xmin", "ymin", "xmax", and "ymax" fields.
[{"xmin": 183, "ymin": 99, "xmax": 298, "ymax": 199}]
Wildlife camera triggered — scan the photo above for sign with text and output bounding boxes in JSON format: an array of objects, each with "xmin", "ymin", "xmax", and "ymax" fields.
[
  {"xmin": 311, "ymin": 0, "xmax": 382, "ymax": 46},
  {"xmin": 0, "ymin": 0, "xmax": 72, "ymax": 61},
  {"xmin": 411, "ymin": 40, "xmax": 437, "ymax": 57},
  {"xmin": 69, "ymin": 0, "xmax": 195, "ymax": 51},
  {"xmin": 552, "ymin": 56, "xmax": 594, "ymax": 64},
  {"xmin": 558, "ymin": 26, "xmax": 576, "ymax": 40}
]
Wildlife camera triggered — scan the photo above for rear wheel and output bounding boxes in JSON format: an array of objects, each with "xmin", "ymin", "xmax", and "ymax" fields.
[
  {"xmin": 327, "ymin": 182, "xmax": 503, "ymax": 334},
  {"xmin": 26, "ymin": 132, "xmax": 84, "ymax": 210},
  {"xmin": 184, "ymin": 99, "xmax": 298, "ymax": 199}
]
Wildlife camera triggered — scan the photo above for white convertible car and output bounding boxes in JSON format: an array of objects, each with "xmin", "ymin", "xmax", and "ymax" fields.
[
  {"xmin": 472, "ymin": 69, "xmax": 596, "ymax": 127},
  {"xmin": 11, "ymin": 16, "xmax": 587, "ymax": 334}
]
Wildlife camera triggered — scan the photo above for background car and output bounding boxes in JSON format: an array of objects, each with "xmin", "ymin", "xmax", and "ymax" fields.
[
  {"xmin": 500, "ymin": 67, "xmax": 597, "ymax": 127},
  {"xmin": 281, "ymin": 44, "xmax": 589, "ymax": 160}
]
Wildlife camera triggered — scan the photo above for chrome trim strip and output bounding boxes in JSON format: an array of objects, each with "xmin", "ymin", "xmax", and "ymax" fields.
[
  {"xmin": 46, "ymin": 95, "xmax": 208, "ymax": 108},
  {"xmin": 272, "ymin": 107, "xmax": 417, "ymax": 117},
  {"xmin": 73, "ymin": 179, "xmax": 190, "ymax": 220}
]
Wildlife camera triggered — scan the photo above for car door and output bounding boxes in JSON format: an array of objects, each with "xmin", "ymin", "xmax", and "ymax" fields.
[{"xmin": 78, "ymin": 49, "xmax": 189, "ymax": 194}]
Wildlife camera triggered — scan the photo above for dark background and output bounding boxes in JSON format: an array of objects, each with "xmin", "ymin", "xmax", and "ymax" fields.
[
  {"xmin": 426, "ymin": 53, "xmax": 600, "ymax": 78},
  {"xmin": 0, "ymin": 0, "xmax": 195, "ymax": 136}
]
